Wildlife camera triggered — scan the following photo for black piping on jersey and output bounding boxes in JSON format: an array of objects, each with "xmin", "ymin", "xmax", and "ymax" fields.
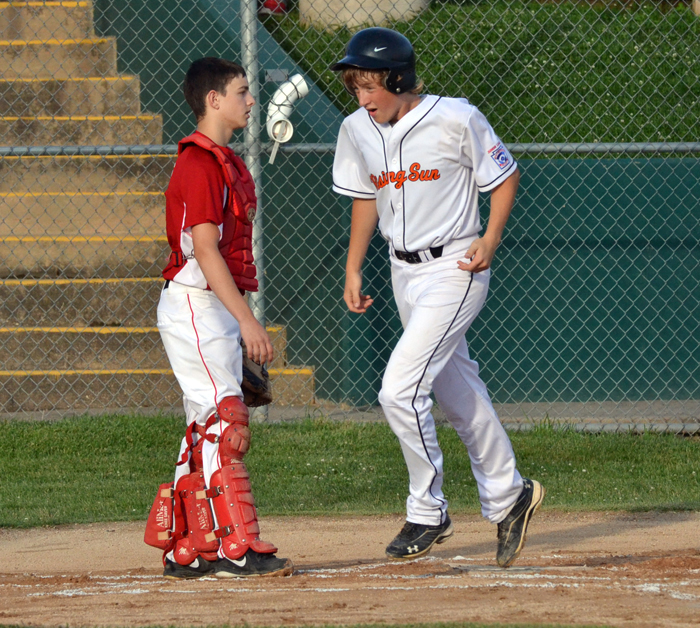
[
  {"xmin": 367, "ymin": 111, "xmax": 390, "ymax": 174},
  {"xmin": 333, "ymin": 182, "xmax": 375, "ymax": 198},
  {"xmin": 477, "ymin": 159, "xmax": 517, "ymax": 192},
  {"xmin": 398, "ymin": 97, "xmax": 442, "ymax": 251},
  {"xmin": 409, "ymin": 268, "xmax": 474, "ymax": 524},
  {"xmin": 368, "ymin": 112, "xmax": 393, "ymax": 215}
]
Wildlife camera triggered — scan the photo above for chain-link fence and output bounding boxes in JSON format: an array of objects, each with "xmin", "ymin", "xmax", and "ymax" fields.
[{"xmin": 0, "ymin": 0, "xmax": 698, "ymax": 432}]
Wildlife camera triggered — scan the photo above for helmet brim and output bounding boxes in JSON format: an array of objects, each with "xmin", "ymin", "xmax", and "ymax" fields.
[{"xmin": 330, "ymin": 55, "xmax": 403, "ymax": 72}]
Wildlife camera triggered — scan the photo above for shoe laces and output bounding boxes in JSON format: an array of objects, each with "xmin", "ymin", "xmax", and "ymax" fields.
[
  {"xmin": 496, "ymin": 521, "xmax": 508, "ymax": 542},
  {"xmin": 396, "ymin": 521, "xmax": 424, "ymax": 540}
]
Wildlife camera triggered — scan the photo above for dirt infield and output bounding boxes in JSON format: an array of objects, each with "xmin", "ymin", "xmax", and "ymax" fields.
[{"xmin": 2, "ymin": 512, "xmax": 699, "ymax": 628}]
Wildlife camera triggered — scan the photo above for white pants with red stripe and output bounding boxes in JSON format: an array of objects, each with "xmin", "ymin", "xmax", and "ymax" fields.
[
  {"xmin": 379, "ymin": 246, "xmax": 523, "ymax": 526},
  {"xmin": 157, "ymin": 281, "xmax": 243, "ymax": 487}
]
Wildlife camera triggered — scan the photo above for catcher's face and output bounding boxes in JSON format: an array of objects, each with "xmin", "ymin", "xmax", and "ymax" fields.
[{"xmin": 215, "ymin": 75, "xmax": 255, "ymax": 130}]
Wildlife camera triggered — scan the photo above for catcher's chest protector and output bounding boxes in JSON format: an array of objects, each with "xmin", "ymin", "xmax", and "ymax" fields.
[
  {"xmin": 177, "ymin": 133, "xmax": 257, "ymax": 223},
  {"xmin": 177, "ymin": 133, "xmax": 258, "ymax": 292}
]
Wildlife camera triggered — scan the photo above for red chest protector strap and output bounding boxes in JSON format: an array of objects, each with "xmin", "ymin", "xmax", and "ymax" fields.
[{"xmin": 178, "ymin": 133, "xmax": 258, "ymax": 224}]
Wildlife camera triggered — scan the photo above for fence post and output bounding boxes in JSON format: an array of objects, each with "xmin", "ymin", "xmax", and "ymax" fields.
[
  {"xmin": 240, "ymin": 0, "xmax": 269, "ymax": 420},
  {"xmin": 694, "ymin": 0, "xmax": 700, "ymax": 16}
]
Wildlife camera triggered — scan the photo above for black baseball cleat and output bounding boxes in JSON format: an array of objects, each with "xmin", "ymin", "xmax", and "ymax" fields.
[
  {"xmin": 496, "ymin": 478, "xmax": 545, "ymax": 568},
  {"xmin": 214, "ymin": 548, "xmax": 294, "ymax": 578},
  {"xmin": 385, "ymin": 514, "xmax": 454, "ymax": 560},
  {"xmin": 163, "ymin": 555, "xmax": 217, "ymax": 579}
]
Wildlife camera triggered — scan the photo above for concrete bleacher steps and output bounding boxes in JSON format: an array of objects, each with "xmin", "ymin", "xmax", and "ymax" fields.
[
  {"xmin": 0, "ymin": 77, "xmax": 141, "ymax": 116},
  {"xmin": 0, "ymin": 157, "xmax": 171, "ymax": 277},
  {"xmin": 0, "ymin": 366, "xmax": 316, "ymax": 413},
  {"xmin": 0, "ymin": 191, "xmax": 164, "ymax": 236},
  {"xmin": 0, "ymin": 324, "xmax": 314, "ymax": 412},
  {"xmin": 0, "ymin": 325, "xmax": 290, "ymax": 370},
  {"xmin": 0, "ymin": 37, "xmax": 117, "ymax": 78},
  {"xmin": 0, "ymin": 1, "xmax": 94, "ymax": 40},
  {"xmin": 0, "ymin": 0, "xmax": 315, "ymax": 414},
  {"xmin": 0, "ymin": 155, "xmax": 173, "ymax": 192},
  {"xmin": 0, "ymin": 278, "xmax": 316, "ymax": 411},
  {"xmin": 0, "ymin": 114, "xmax": 162, "ymax": 145},
  {"xmin": 0, "ymin": 235, "xmax": 167, "ymax": 278}
]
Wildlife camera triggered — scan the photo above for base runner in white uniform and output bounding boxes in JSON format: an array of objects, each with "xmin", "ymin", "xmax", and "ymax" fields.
[{"xmin": 331, "ymin": 28, "xmax": 544, "ymax": 568}]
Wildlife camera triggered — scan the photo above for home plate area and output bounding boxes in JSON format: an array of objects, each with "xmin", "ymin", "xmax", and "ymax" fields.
[{"xmin": 1, "ymin": 513, "xmax": 700, "ymax": 627}]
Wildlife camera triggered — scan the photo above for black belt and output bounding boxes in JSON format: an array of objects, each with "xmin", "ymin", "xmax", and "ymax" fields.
[
  {"xmin": 163, "ymin": 279, "xmax": 170, "ymax": 289},
  {"xmin": 394, "ymin": 246, "xmax": 443, "ymax": 264}
]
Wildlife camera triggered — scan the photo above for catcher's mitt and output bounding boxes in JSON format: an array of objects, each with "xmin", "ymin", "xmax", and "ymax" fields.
[{"xmin": 241, "ymin": 339, "xmax": 273, "ymax": 407}]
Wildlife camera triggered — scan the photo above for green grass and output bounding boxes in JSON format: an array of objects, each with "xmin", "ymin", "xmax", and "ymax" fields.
[
  {"xmin": 262, "ymin": 0, "xmax": 700, "ymax": 144},
  {"xmin": 0, "ymin": 415, "xmax": 698, "ymax": 528}
]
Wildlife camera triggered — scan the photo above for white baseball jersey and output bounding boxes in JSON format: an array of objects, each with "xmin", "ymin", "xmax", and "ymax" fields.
[{"xmin": 332, "ymin": 95, "xmax": 517, "ymax": 253}]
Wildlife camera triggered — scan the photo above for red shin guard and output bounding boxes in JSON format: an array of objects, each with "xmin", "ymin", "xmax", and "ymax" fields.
[
  {"xmin": 173, "ymin": 472, "xmax": 219, "ymax": 564},
  {"xmin": 144, "ymin": 482, "xmax": 186, "ymax": 553},
  {"xmin": 145, "ymin": 424, "xmax": 216, "ymax": 565},
  {"xmin": 203, "ymin": 397, "xmax": 276, "ymax": 559},
  {"xmin": 207, "ymin": 463, "xmax": 277, "ymax": 559}
]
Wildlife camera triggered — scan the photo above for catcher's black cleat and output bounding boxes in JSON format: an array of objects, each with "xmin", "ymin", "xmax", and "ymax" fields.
[
  {"xmin": 163, "ymin": 556, "xmax": 217, "ymax": 579},
  {"xmin": 496, "ymin": 478, "xmax": 545, "ymax": 568},
  {"xmin": 385, "ymin": 514, "xmax": 454, "ymax": 560},
  {"xmin": 214, "ymin": 548, "xmax": 294, "ymax": 578}
]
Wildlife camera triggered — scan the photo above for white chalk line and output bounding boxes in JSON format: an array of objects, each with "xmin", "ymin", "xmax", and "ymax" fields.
[
  {"xmin": 20, "ymin": 577, "xmax": 668, "ymax": 598},
  {"xmin": 630, "ymin": 582, "xmax": 700, "ymax": 601},
  {"xmin": 15, "ymin": 553, "xmax": 700, "ymax": 602},
  {"xmin": 30, "ymin": 588, "xmax": 152, "ymax": 598}
]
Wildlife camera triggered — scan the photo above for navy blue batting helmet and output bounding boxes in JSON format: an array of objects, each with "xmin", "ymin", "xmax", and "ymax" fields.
[{"xmin": 330, "ymin": 27, "xmax": 416, "ymax": 94}]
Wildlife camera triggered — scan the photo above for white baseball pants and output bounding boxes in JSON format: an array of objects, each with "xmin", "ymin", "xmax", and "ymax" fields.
[
  {"xmin": 379, "ymin": 246, "xmax": 523, "ymax": 525},
  {"xmin": 157, "ymin": 281, "xmax": 244, "ymax": 487}
]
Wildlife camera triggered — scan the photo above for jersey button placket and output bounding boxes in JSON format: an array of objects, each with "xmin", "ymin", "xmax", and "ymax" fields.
[
  {"xmin": 388, "ymin": 145, "xmax": 404, "ymax": 250},
  {"xmin": 393, "ymin": 193, "xmax": 404, "ymax": 250}
]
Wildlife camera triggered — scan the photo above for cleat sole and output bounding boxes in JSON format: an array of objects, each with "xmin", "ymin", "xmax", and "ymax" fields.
[{"xmin": 214, "ymin": 558, "xmax": 294, "ymax": 578}]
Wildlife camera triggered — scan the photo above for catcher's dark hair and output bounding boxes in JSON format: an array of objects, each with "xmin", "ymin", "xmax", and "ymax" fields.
[{"xmin": 183, "ymin": 57, "xmax": 247, "ymax": 121}]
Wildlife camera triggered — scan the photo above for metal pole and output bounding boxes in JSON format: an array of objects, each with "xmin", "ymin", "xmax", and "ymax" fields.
[
  {"xmin": 240, "ymin": 0, "xmax": 264, "ymax": 324},
  {"xmin": 240, "ymin": 0, "xmax": 269, "ymax": 420}
]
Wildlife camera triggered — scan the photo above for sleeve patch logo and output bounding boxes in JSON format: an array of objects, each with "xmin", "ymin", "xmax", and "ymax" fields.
[{"xmin": 489, "ymin": 143, "xmax": 511, "ymax": 170}]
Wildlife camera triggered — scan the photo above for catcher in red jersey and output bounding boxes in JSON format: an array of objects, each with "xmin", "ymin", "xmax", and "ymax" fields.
[{"xmin": 144, "ymin": 57, "xmax": 292, "ymax": 579}]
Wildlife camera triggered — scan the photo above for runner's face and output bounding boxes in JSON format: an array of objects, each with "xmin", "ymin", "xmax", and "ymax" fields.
[
  {"xmin": 218, "ymin": 76, "xmax": 255, "ymax": 129},
  {"xmin": 354, "ymin": 79, "xmax": 403, "ymax": 125}
]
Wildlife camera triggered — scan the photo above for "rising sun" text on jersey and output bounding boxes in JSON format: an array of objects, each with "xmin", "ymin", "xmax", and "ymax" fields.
[{"xmin": 370, "ymin": 162, "xmax": 441, "ymax": 190}]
